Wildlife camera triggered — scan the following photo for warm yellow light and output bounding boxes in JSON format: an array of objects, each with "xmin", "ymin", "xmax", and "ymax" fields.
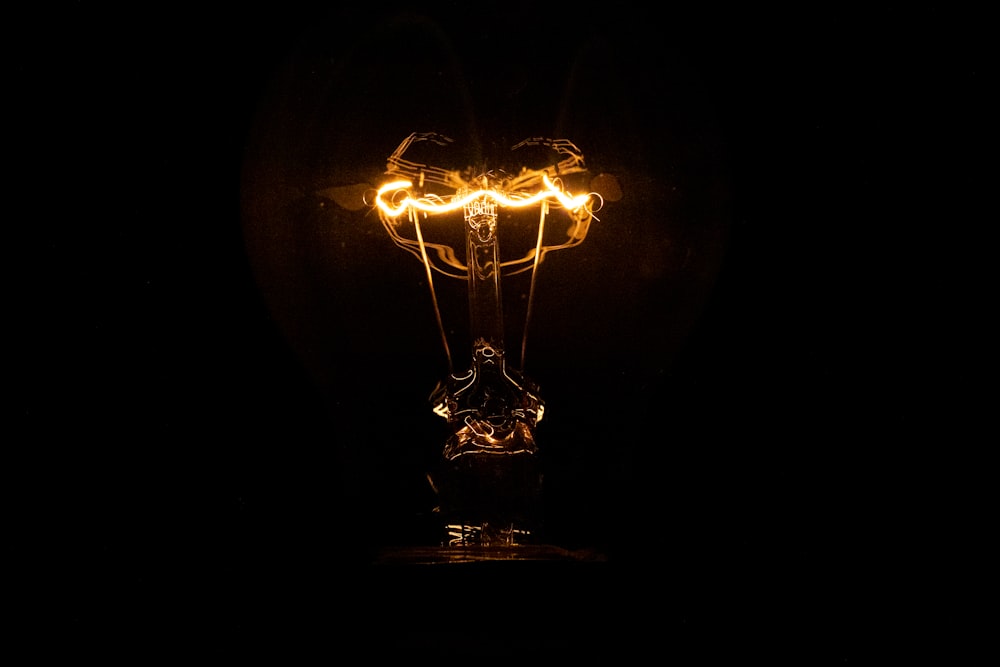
[
  {"xmin": 375, "ymin": 174, "xmax": 592, "ymax": 220},
  {"xmin": 372, "ymin": 134, "xmax": 602, "ymax": 279}
]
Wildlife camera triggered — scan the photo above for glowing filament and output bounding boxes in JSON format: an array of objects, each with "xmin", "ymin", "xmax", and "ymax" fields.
[
  {"xmin": 371, "ymin": 133, "xmax": 602, "ymax": 279},
  {"xmin": 375, "ymin": 174, "xmax": 591, "ymax": 220}
]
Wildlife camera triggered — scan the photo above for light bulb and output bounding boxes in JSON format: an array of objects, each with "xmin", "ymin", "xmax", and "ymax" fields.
[{"xmin": 240, "ymin": 9, "xmax": 729, "ymax": 560}]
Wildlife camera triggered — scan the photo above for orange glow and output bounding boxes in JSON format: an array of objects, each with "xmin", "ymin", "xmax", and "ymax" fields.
[
  {"xmin": 372, "ymin": 134, "xmax": 603, "ymax": 279},
  {"xmin": 374, "ymin": 173, "xmax": 592, "ymax": 219}
]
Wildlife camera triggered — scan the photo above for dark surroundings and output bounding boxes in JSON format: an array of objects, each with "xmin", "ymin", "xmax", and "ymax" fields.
[{"xmin": 17, "ymin": 2, "xmax": 984, "ymax": 661}]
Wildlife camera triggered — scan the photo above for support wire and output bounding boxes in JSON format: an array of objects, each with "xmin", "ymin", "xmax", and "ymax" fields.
[
  {"xmin": 520, "ymin": 201, "xmax": 547, "ymax": 372},
  {"xmin": 413, "ymin": 209, "xmax": 453, "ymax": 374}
]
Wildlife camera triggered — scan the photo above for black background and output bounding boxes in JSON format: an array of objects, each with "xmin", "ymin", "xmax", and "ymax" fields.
[{"xmin": 19, "ymin": 2, "xmax": 985, "ymax": 661}]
